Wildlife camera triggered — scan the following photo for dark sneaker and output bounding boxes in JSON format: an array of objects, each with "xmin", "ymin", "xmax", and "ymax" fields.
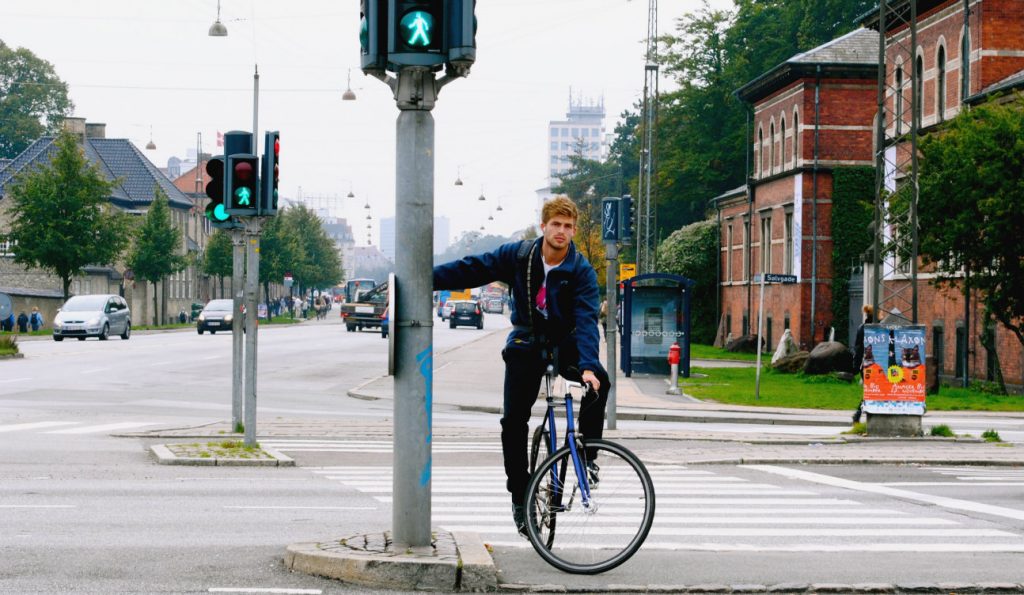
[
  {"xmin": 512, "ymin": 503, "xmax": 527, "ymax": 537},
  {"xmin": 586, "ymin": 461, "xmax": 600, "ymax": 489}
]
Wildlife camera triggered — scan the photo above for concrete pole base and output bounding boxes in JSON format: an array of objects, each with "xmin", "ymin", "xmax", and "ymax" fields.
[{"xmin": 866, "ymin": 413, "xmax": 923, "ymax": 437}]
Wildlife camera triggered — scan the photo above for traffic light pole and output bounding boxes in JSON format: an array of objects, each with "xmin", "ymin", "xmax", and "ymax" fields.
[
  {"xmin": 231, "ymin": 229, "xmax": 245, "ymax": 432},
  {"xmin": 391, "ymin": 67, "xmax": 436, "ymax": 549},
  {"xmin": 605, "ymin": 242, "xmax": 618, "ymax": 430},
  {"xmin": 243, "ymin": 218, "xmax": 261, "ymax": 448}
]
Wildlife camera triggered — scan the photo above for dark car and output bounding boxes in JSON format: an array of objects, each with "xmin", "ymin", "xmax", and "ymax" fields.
[
  {"xmin": 197, "ymin": 299, "xmax": 238, "ymax": 334},
  {"xmin": 449, "ymin": 300, "xmax": 483, "ymax": 329}
]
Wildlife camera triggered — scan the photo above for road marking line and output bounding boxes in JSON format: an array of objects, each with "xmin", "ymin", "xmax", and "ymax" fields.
[
  {"xmin": 45, "ymin": 421, "xmax": 161, "ymax": 434},
  {"xmin": 0, "ymin": 421, "xmax": 79, "ymax": 433},
  {"xmin": 439, "ymin": 525, "xmax": 1015, "ymax": 537},
  {"xmin": 747, "ymin": 465, "xmax": 1024, "ymax": 522},
  {"xmin": 882, "ymin": 482, "xmax": 1024, "ymax": 487},
  {"xmin": 432, "ymin": 515, "xmax": 954, "ymax": 525},
  {"xmin": 483, "ymin": 540, "xmax": 1024, "ymax": 553},
  {"xmin": 0, "ymin": 377, "xmax": 32, "ymax": 384},
  {"xmin": 380, "ymin": 496, "xmax": 861, "ymax": 505},
  {"xmin": 206, "ymin": 585, "xmax": 319, "ymax": 589},
  {"xmin": 0, "ymin": 505, "xmax": 76, "ymax": 509},
  {"xmin": 223, "ymin": 506, "xmax": 377, "ymax": 511}
]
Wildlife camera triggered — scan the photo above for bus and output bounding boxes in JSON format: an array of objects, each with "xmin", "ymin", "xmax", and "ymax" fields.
[{"xmin": 344, "ymin": 278, "xmax": 377, "ymax": 303}]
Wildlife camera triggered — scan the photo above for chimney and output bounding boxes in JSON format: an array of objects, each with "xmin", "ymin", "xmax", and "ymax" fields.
[
  {"xmin": 62, "ymin": 117, "xmax": 87, "ymax": 142},
  {"xmin": 85, "ymin": 122, "xmax": 106, "ymax": 139}
]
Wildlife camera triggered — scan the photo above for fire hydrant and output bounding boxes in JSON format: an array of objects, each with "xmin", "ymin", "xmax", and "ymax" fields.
[{"xmin": 667, "ymin": 342, "xmax": 682, "ymax": 395}]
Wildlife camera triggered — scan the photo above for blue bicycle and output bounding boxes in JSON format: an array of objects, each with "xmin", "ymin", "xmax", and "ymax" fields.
[{"xmin": 524, "ymin": 364, "xmax": 656, "ymax": 574}]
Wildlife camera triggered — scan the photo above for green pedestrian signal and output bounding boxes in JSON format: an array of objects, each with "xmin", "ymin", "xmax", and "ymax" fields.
[
  {"xmin": 401, "ymin": 10, "xmax": 433, "ymax": 46},
  {"xmin": 226, "ymin": 154, "xmax": 259, "ymax": 216}
]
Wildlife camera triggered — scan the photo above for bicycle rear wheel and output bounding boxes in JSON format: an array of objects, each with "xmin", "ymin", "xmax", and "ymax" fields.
[{"xmin": 524, "ymin": 439, "xmax": 655, "ymax": 574}]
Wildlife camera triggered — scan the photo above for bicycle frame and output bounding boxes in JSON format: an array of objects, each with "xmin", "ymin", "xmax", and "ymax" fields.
[{"xmin": 541, "ymin": 366, "xmax": 594, "ymax": 506}]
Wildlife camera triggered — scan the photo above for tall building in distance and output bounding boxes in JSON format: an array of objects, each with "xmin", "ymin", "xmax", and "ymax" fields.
[
  {"xmin": 547, "ymin": 91, "xmax": 607, "ymax": 188},
  {"xmin": 380, "ymin": 215, "xmax": 451, "ymax": 262}
]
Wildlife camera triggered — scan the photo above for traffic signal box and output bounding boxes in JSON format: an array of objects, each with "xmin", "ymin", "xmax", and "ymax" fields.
[
  {"xmin": 362, "ymin": 0, "xmax": 476, "ymax": 74},
  {"xmin": 226, "ymin": 153, "xmax": 259, "ymax": 216},
  {"xmin": 260, "ymin": 131, "xmax": 280, "ymax": 216},
  {"xmin": 620, "ymin": 195, "xmax": 635, "ymax": 242},
  {"xmin": 204, "ymin": 156, "xmax": 232, "ymax": 227}
]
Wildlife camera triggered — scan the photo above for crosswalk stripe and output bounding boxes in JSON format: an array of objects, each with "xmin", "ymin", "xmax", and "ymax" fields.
[
  {"xmin": 0, "ymin": 421, "xmax": 79, "ymax": 433},
  {"xmin": 377, "ymin": 496, "xmax": 860, "ymax": 505},
  {"xmin": 439, "ymin": 525, "xmax": 1017, "ymax": 537},
  {"xmin": 432, "ymin": 515, "xmax": 954, "ymax": 525},
  {"xmin": 483, "ymin": 541, "xmax": 1024, "ymax": 553},
  {"xmin": 45, "ymin": 422, "xmax": 161, "ymax": 434}
]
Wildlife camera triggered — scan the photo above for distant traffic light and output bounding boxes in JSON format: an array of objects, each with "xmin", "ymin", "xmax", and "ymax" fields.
[
  {"xmin": 260, "ymin": 131, "xmax": 280, "ymax": 216},
  {"xmin": 226, "ymin": 154, "xmax": 259, "ymax": 216},
  {"xmin": 388, "ymin": 0, "xmax": 445, "ymax": 68},
  {"xmin": 601, "ymin": 197, "xmax": 620, "ymax": 242},
  {"xmin": 620, "ymin": 194, "xmax": 635, "ymax": 241},
  {"xmin": 361, "ymin": 0, "xmax": 388, "ymax": 73},
  {"xmin": 204, "ymin": 156, "xmax": 231, "ymax": 225}
]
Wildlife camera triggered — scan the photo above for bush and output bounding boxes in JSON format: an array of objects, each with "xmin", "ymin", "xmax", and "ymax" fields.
[
  {"xmin": 930, "ymin": 424, "xmax": 955, "ymax": 438},
  {"xmin": 982, "ymin": 429, "xmax": 1003, "ymax": 443},
  {"xmin": 0, "ymin": 336, "xmax": 19, "ymax": 355}
]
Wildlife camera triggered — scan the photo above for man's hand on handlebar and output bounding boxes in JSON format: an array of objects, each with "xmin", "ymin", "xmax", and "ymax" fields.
[{"xmin": 581, "ymin": 369, "xmax": 600, "ymax": 392}]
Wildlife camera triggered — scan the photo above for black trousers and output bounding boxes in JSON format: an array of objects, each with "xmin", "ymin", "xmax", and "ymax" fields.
[{"xmin": 501, "ymin": 339, "xmax": 610, "ymax": 505}]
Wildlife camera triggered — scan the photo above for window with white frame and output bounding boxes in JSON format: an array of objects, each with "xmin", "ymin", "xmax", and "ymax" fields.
[
  {"xmin": 726, "ymin": 223, "xmax": 733, "ymax": 281},
  {"xmin": 784, "ymin": 210, "xmax": 794, "ymax": 275},
  {"xmin": 742, "ymin": 218, "xmax": 750, "ymax": 280},
  {"xmin": 760, "ymin": 214, "xmax": 772, "ymax": 275}
]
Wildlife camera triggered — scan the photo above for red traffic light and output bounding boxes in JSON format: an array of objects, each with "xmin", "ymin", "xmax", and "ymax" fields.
[
  {"xmin": 233, "ymin": 160, "xmax": 254, "ymax": 182},
  {"xmin": 274, "ymin": 137, "xmax": 280, "ymax": 156}
]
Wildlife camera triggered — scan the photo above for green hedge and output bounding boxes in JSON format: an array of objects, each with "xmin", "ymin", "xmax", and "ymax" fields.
[{"xmin": 830, "ymin": 167, "xmax": 875, "ymax": 343}]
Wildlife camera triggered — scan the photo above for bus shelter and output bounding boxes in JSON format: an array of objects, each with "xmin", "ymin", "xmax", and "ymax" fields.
[{"xmin": 620, "ymin": 273, "xmax": 694, "ymax": 377}]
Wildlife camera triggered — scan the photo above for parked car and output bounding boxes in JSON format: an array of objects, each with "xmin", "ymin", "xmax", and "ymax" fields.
[
  {"xmin": 52, "ymin": 294, "xmax": 131, "ymax": 341},
  {"xmin": 196, "ymin": 299, "xmax": 237, "ymax": 334},
  {"xmin": 449, "ymin": 300, "xmax": 484, "ymax": 329}
]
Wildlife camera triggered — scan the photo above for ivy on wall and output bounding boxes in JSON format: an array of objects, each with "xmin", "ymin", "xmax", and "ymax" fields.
[{"xmin": 830, "ymin": 166, "xmax": 875, "ymax": 344}]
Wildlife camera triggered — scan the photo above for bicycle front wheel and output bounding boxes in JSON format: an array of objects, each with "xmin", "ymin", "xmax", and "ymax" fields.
[{"xmin": 524, "ymin": 439, "xmax": 655, "ymax": 574}]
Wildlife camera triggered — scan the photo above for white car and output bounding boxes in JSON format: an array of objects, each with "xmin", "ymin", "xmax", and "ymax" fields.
[{"xmin": 53, "ymin": 294, "xmax": 131, "ymax": 341}]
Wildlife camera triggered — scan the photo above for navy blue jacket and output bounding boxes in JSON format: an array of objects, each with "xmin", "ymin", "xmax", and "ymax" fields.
[{"xmin": 433, "ymin": 238, "xmax": 602, "ymax": 374}]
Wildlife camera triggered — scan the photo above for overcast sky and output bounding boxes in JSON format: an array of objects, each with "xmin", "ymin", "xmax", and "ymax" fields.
[{"xmin": 2, "ymin": 0, "xmax": 732, "ymax": 245}]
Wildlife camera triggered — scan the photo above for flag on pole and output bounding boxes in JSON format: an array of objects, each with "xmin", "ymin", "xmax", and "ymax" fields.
[{"xmin": 216, "ymin": 131, "xmax": 224, "ymax": 147}]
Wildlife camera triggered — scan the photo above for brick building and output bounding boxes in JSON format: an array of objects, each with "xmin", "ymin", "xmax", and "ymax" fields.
[
  {"xmin": 714, "ymin": 0, "xmax": 1024, "ymax": 389},
  {"xmin": 716, "ymin": 28, "xmax": 879, "ymax": 351}
]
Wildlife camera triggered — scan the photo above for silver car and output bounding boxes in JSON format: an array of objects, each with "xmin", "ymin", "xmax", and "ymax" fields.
[{"xmin": 53, "ymin": 294, "xmax": 131, "ymax": 341}]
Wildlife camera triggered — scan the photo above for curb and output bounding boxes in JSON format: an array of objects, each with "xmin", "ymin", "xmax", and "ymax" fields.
[
  {"xmin": 0, "ymin": 353, "xmax": 25, "ymax": 359},
  {"xmin": 494, "ymin": 582, "xmax": 1024, "ymax": 593},
  {"xmin": 149, "ymin": 444, "xmax": 295, "ymax": 466},
  {"xmin": 284, "ymin": 530, "xmax": 497, "ymax": 592}
]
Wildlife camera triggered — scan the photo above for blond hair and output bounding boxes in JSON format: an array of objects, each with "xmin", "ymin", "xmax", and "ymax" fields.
[{"xmin": 541, "ymin": 196, "xmax": 578, "ymax": 224}]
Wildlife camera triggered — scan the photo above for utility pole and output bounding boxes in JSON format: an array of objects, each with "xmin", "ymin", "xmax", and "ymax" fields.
[{"xmin": 231, "ymin": 230, "xmax": 244, "ymax": 431}]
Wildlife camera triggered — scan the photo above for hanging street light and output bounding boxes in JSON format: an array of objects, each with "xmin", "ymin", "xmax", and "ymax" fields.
[
  {"xmin": 145, "ymin": 125, "xmax": 156, "ymax": 151},
  {"xmin": 342, "ymin": 69, "xmax": 357, "ymax": 101},
  {"xmin": 454, "ymin": 166, "xmax": 463, "ymax": 186},
  {"xmin": 208, "ymin": 0, "xmax": 227, "ymax": 36}
]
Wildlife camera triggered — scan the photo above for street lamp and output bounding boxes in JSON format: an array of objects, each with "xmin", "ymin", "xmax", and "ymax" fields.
[
  {"xmin": 454, "ymin": 166, "xmax": 463, "ymax": 186},
  {"xmin": 145, "ymin": 125, "xmax": 156, "ymax": 151},
  {"xmin": 342, "ymin": 69, "xmax": 357, "ymax": 101},
  {"xmin": 208, "ymin": 0, "xmax": 228, "ymax": 36},
  {"xmin": 478, "ymin": 185, "xmax": 486, "ymax": 201}
]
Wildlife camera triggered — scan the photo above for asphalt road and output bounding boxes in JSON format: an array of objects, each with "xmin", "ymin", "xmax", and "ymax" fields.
[{"xmin": 3, "ymin": 314, "xmax": 1024, "ymax": 592}]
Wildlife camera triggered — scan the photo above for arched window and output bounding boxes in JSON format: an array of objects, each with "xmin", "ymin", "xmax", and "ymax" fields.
[
  {"xmin": 757, "ymin": 126, "xmax": 764, "ymax": 177},
  {"xmin": 937, "ymin": 45, "xmax": 946, "ymax": 120},
  {"xmin": 780, "ymin": 116, "xmax": 787, "ymax": 169},
  {"xmin": 915, "ymin": 55, "xmax": 924, "ymax": 128},
  {"xmin": 960, "ymin": 29, "xmax": 971, "ymax": 101},
  {"xmin": 769, "ymin": 122, "xmax": 775, "ymax": 174},
  {"xmin": 895, "ymin": 66, "xmax": 904, "ymax": 135},
  {"xmin": 793, "ymin": 110, "xmax": 799, "ymax": 164}
]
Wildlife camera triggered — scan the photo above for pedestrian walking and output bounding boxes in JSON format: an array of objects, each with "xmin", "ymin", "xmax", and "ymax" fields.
[
  {"xmin": 16, "ymin": 311, "xmax": 29, "ymax": 333},
  {"xmin": 29, "ymin": 307, "xmax": 44, "ymax": 331},
  {"xmin": 851, "ymin": 304, "xmax": 875, "ymax": 423},
  {"xmin": 433, "ymin": 195, "xmax": 609, "ymax": 537}
]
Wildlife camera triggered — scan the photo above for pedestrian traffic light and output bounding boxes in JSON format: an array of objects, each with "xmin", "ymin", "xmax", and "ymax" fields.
[
  {"xmin": 620, "ymin": 195, "xmax": 635, "ymax": 241},
  {"xmin": 260, "ymin": 131, "xmax": 280, "ymax": 216},
  {"xmin": 226, "ymin": 153, "xmax": 259, "ymax": 216},
  {"xmin": 204, "ymin": 156, "xmax": 232, "ymax": 226},
  {"xmin": 361, "ymin": 0, "xmax": 388, "ymax": 73},
  {"xmin": 388, "ymin": 0, "xmax": 445, "ymax": 69},
  {"xmin": 446, "ymin": 0, "xmax": 476, "ymax": 73}
]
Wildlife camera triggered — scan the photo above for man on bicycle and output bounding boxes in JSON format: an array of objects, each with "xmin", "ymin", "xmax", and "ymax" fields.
[{"xmin": 433, "ymin": 196, "xmax": 610, "ymax": 536}]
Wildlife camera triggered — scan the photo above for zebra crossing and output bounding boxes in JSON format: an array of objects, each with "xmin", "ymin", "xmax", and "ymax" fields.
[
  {"xmin": 260, "ymin": 439, "xmax": 502, "ymax": 454},
  {"xmin": 913, "ymin": 466, "xmax": 1024, "ymax": 487},
  {"xmin": 0, "ymin": 420, "xmax": 160, "ymax": 435},
  {"xmin": 306, "ymin": 464, "xmax": 1024, "ymax": 552}
]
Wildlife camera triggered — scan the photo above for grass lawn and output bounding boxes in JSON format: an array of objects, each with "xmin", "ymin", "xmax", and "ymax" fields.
[
  {"xmin": 681, "ymin": 365, "xmax": 1024, "ymax": 411},
  {"xmin": 688, "ymin": 343, "xmax": 760, "ymax": 362},
  {"xmin": 0, "ymin": 330, "xmax": 50, "ymax": 337},
  {"xmin": 264, "ymin": 315, "xmax": 302, "ymax": 325}
]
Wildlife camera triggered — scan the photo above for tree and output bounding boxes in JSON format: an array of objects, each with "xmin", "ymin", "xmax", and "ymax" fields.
[
  {"xmin": 655, "ymin": 219, "xmax": 719, "ymax": 343},
  {"xmin": 4, "ymin": 131, "xmax": 131, "ymax": 300},
  {"xmin": 0, "ymin": 40, "xmax": 73, "ymax": 159},
  {"xmin": 914, "ymin": 97, "xmax": 1024, "ymax": 390},
  {"xmin": 202, "ymin": 229, "xmax": 234, "ymax": 298},
  {"xmin": 127, "ymin": 190, "xmax": 187, "ymax": 325},
  {"xmin": 281, "ymin": 205, "xmax": 342, "ymax": 297},
  {"xmin": 258, "ymin": 214, "xmax": 302, "ymax": 310}
]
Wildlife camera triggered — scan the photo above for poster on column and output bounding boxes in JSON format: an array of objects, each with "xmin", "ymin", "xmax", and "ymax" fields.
[{"xmin": 862, "ymin": 324, "xmax": 926, "ymax": 415}]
